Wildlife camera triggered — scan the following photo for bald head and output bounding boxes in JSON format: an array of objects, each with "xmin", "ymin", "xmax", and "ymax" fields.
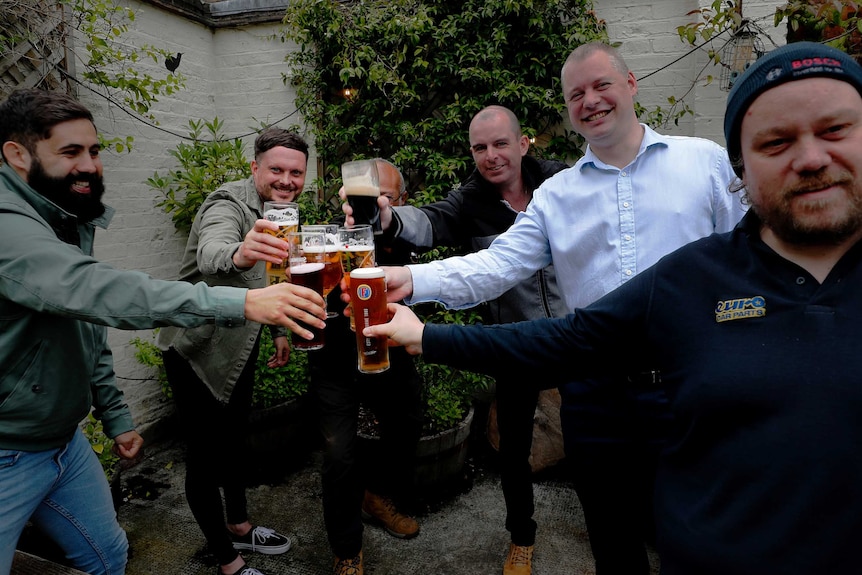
[{"xmin": 470, "ymin": 105, "xmax": 522, "ymax": 139}]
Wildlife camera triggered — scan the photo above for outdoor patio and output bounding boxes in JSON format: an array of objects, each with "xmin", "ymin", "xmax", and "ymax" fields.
[{"xmin": 108, "ymin": 434, "xmax": 661, "ymax": 575}]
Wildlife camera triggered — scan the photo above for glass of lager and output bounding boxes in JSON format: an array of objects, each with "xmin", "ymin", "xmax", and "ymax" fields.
[
  {"xmin": 350, "ymin": 267, "xmax": 389, "ymax": 374},
  {"xmin": 341, "ymin": 159, "xmax": 382, "ymax": 234},
  {"xmin": 287, "ymin": 231, "xmax": 326, "ymax": 350},
  {"xmin": 338, "ymin": 225, "xmax": 376, "ymax": 331},
  {"xmin": 262, "ymin": 201, "xmax": 299, "ymax": 285},
  {"xmin": 301, "ymin": 224, "xmax": 342, "ymax": 318}
]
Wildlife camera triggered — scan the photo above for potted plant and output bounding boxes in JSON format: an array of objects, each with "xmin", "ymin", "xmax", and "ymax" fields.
[{"xmin": 357, "ymin": 304, "xmax": 494, "ymax": 492}]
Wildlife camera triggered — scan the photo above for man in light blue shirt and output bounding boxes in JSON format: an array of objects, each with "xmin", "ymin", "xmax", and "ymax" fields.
[{"xmin": 379, "ymin": 42, "xmax": 747, "ymax": 575}]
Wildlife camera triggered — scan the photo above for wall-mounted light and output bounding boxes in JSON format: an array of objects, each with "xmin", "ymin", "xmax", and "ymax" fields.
[{"xmin": 342, "ymin": 88, "xmax": 356, "ymax": 100}]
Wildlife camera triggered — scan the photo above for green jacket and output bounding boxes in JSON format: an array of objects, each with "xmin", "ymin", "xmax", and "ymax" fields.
[
  {"xmin": 0, "ymin": 164, "xmax": 248, "ymax": 451},
  {"xmin": 157, "ymin": 177, "xmax": 285, "ymax": 402}
]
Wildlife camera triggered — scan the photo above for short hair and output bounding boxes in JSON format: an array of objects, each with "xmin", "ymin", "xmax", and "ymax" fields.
[
  {"xmin": 471, "ymin": 105, "xmax": 522, "ymax": 138},
  {"xmin": 0, "ymin": 89, "xmax": 94, "ymax": 162},
  {"xmin": 561, "ymin": 42, "xmax": 630, "ymax": 82},
  {"xmin": 254, "ymin": 127, "xmax": 309, "ymax": 161}
]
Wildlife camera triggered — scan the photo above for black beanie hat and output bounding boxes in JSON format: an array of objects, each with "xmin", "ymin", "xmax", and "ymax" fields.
[{"xmin": 724, "ymin": 41, "xmax": 862, "ymax": 175}]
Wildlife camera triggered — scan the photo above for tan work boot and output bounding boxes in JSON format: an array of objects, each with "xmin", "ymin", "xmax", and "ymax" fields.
[
  {"xmin": 502, "ymin": 542, "xmax": 534, "ymax": 575},
  {"xmin": 333, "ymin": 550, "xmax": 363, "ymax": 575},
  {"xmin": 360, "ymin": 490, "xmax": 420, "ymax": 539}
]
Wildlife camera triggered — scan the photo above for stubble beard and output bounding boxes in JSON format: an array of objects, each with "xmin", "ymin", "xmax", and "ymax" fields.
[{"xmin": 753, "ymin": 173, "xmax": 862, "ymax": 246}]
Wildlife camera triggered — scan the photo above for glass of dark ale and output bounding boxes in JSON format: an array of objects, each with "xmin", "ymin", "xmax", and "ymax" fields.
[
  {"xmin": 287, "ymin": 231, "xmax": 326, "ymax": 350},
  {"xmin": 341, "ymin": 159, "xmax": 382, "ymax": 234},
  {"xmin": 349, "ymin": 267, "xmax": 389, "ymax": 374}
]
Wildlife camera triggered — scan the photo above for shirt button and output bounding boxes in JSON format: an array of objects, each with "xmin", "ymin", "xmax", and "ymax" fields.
[
  {"xmin": 621, "ymin": 171, "xmax": 627, "ymax": 177},
  {"xmin": 624, "ymin": 234, "xmax": 632, "ymax": 241},
  {"xmin": 796, "ymin": 276, "xmax": 806, "ymax": 285},
  {"xmin": 625, "ymin": 269, "xmax": 633, "ymax": 276},
  {"xmin": 32, "ymin": 384, "xmax": 43, "ymax": 393},
  {"xmin": 623, "ymin": 202, "xmax": 630, "ymax": 208}
]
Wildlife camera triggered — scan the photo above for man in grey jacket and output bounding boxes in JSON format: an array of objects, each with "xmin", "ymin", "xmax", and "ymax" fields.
[
  {"xmin": 0, "ymin": 89, "xmax": 325, "ymax": 575},
  {"xmin": 158, "ymin": 127, "xmax": 311, "ymax": 575}
]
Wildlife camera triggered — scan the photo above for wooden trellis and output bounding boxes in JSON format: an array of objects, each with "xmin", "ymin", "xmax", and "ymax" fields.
[{"xmin": 0, "ymin": 0, "xmax": 74, "ymax": 100}]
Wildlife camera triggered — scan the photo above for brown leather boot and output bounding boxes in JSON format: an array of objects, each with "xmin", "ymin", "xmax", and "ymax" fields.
[
  {"xmin": 502, "ymin": 543, "xmax": 534, "ymax": 575},
  {"xmin": 333, "ymin": 550, "xmax": 363, "ymax": 575},
  {"xmin": 360, "ymin": 490, "xmax": 419, "ymax": 539}
]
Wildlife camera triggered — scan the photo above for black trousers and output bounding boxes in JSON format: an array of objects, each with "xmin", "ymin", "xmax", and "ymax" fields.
[
  {"xmin": 163, "ymin": 342, "xmax": 259, "ymax": 566},
  {"xmin": 495, "ymin": 376, "xmax": 541, "ymax": 546},
  {"xmin": 309, "ymin": 313, "xmax": 423, "ymax": 559},
  {"xmin": 559, "ymin": 377, "xmax": 669, "ymax": 575}
]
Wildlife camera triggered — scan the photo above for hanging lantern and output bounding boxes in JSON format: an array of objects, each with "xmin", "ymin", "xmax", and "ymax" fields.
[{"xmin": 721, "ymin": 30, "xmax": 764, "ymax": 91}]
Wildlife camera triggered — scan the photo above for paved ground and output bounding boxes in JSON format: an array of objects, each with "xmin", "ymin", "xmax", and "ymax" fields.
[{"xmin": 111, "ymin": 432, "xmax": 660, "ymax": 575}]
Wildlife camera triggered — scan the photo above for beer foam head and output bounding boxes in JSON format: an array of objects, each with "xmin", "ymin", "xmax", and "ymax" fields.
[
  {"xmin": 290, "ymin": 262, "xmax": 325, "ymax": 274},
  {"xmin": 350, "ymin": 267, "xmax": 385, "ymax": 279},
  {"xmin": 343, "ymin": 178, "xmax": 380, "ymax": 196}
]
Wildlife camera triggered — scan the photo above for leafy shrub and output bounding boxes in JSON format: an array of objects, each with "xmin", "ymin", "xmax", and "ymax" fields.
[
  {"xmin": 252, "ymin": 330, "xmax": 310, "ymax": 408},
  {"xmin": 130, "ymin": 329, "xmax": 308, "ymax": 408},
  {"xmin": 148, "ymin": 118, "xmax": 253, "ymax": 234},
  {"xmin": 81, "ymin": 412, "xmax": 120, "ymax": 479}
]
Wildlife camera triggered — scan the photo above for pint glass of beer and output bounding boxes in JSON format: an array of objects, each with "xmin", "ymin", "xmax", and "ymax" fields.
[
  {"xmin": 338, "ymin": 225, "xmax": 375, "ymax": 331},
  {"xmin": 341, "ymin": 159, "xmax": 381, "ymax": 234},
  {"xmin": 350, "ymin": 267, "xmax": 389, "ymax": 374},
  {"xmin": 302, "ymin": 224, "xmax": 342, "ymax": 318},
  {"xmin": 287, "ymin": 231, "xmax": 326, "ymax": 350},
  {"xmin": 262, "ymin": 201, "xmax": 299, "ymax": 285}
]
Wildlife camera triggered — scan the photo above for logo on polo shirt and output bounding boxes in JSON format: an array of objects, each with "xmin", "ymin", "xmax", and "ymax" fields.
[{"xmin": 715, "ymin": 295, "xmax": 766, "ymax": 323}]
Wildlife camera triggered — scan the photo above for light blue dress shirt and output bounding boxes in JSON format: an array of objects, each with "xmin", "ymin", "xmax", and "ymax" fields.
[{"xmin": 407, "ymin": 125, "xmax": 748, "ymax": 311}]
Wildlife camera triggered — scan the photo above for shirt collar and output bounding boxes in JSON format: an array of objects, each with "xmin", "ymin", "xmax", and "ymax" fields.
[{"xmin": 579, "ymin": 124, "xmax": 668, "ymax": 171}]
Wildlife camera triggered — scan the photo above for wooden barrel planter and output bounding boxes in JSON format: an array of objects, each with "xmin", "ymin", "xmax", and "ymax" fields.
[{"xmin": 358, "ymin": 406, "xmax": 474, "ymax": 491}]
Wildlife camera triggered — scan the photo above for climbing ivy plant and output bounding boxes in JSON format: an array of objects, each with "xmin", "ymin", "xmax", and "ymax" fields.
[{"xmin": 280, "ymin": 0, "xmax": 610, "ymax": 211}]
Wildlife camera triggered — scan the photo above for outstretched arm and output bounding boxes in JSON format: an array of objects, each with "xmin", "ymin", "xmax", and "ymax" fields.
[
  {"xmin": 245, "ymin": 283, "xmax": 327, "ymax": 340},
  {"xmin": 363, "ymin": 303, "xmax": 425, "ymax": 354}
]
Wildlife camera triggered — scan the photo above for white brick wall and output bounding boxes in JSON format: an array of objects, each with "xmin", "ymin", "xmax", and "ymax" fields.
[{"xmin": 77, "ymin": 0, "xmax": 787, "ymax": 436}]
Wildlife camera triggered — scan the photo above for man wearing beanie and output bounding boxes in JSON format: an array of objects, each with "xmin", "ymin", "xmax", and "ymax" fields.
[
  {"xmin": 368, "ymin": 41, "xmax": 862, "ymax": 575},
  {"xmin": 375, "ymin": 41, "xmax": 747, "ymax": 575}
]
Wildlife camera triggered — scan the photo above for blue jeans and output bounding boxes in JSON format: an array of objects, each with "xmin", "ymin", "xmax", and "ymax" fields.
[{"xmin": 0, "ymin": 429, "xmax": 128, "ymax": 575}]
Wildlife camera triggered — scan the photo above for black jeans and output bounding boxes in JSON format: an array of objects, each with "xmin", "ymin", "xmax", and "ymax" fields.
[
  {"xmin": 163, "ymin": 341, "xmax": 259, "ymax": 566},
  {"xmin": 495, "ymin": 376, "xmax": 541, "ymax": 546},
  {"xmin": 309, "ymin": 312, "xmax": 423, "ymax": 558},
  {"xmin": 559, "ymin": 377, "xmax": 669, "ymax": 575},
  {"xmin": 564, "ymin": 439, "xmax": 659, "ymax": 575}
]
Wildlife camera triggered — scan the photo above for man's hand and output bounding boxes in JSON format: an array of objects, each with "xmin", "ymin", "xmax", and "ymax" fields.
[
  {"xmin": 233, "ymin": 219, "xmax": 289, "ymax": 269},
  {"xmin": 339, "ymin": 187, "xmax": 395, "ymax": 231},
  {"xmin": 113, "ymin": 430, "xmax": 144, "ymax": 460},
  {"xmin": 382, "ymin": 265, "xmax": 414, "ymax": 302},
  {"xmin": 363, "ymin": 303, "xmax": 425, "ymax": 355},
  {"xmin": 267, "ymin": 335, "xmax": 291, "ymax": 368},
  {"xmin": 245, "ymin": 283, "xmax": 326, "ymax": 339},
  {"xmin": 340, "ymin": 265, "xmax": 414, "ymax": 308}
]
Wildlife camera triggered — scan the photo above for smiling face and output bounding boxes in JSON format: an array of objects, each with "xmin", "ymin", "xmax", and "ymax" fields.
[
  {"xmin": 740, "ymin": 77, "xmax": 862, "ymax": 247},
  {"xmin": 26, "ymin": 118, "xmax": 106, "ymax": 221},
  {"xmin": 468, "ymin": 110, "xmax": 528, "ymax": 189},
  {"xmin": 251, "ymin": 145, "xmax": 307, "ymax": 203},
  {"xmin": 561, "ymin": 49, "xmax": 640, "ymax": 152}
]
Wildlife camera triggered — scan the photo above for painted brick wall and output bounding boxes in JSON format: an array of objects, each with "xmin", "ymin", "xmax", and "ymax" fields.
[{"xmin": 77, "ymin": 0, "xmax": 786, "ymax": 437}]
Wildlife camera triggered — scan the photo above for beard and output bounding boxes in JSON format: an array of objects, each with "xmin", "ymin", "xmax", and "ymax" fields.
[
  {"xmin": 752, "ymin": 172, "xmax": 862, "ymax": 246},
  {"xmin": 28, "ymin": 158, "xmax": 106, "ymax": 222}
]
